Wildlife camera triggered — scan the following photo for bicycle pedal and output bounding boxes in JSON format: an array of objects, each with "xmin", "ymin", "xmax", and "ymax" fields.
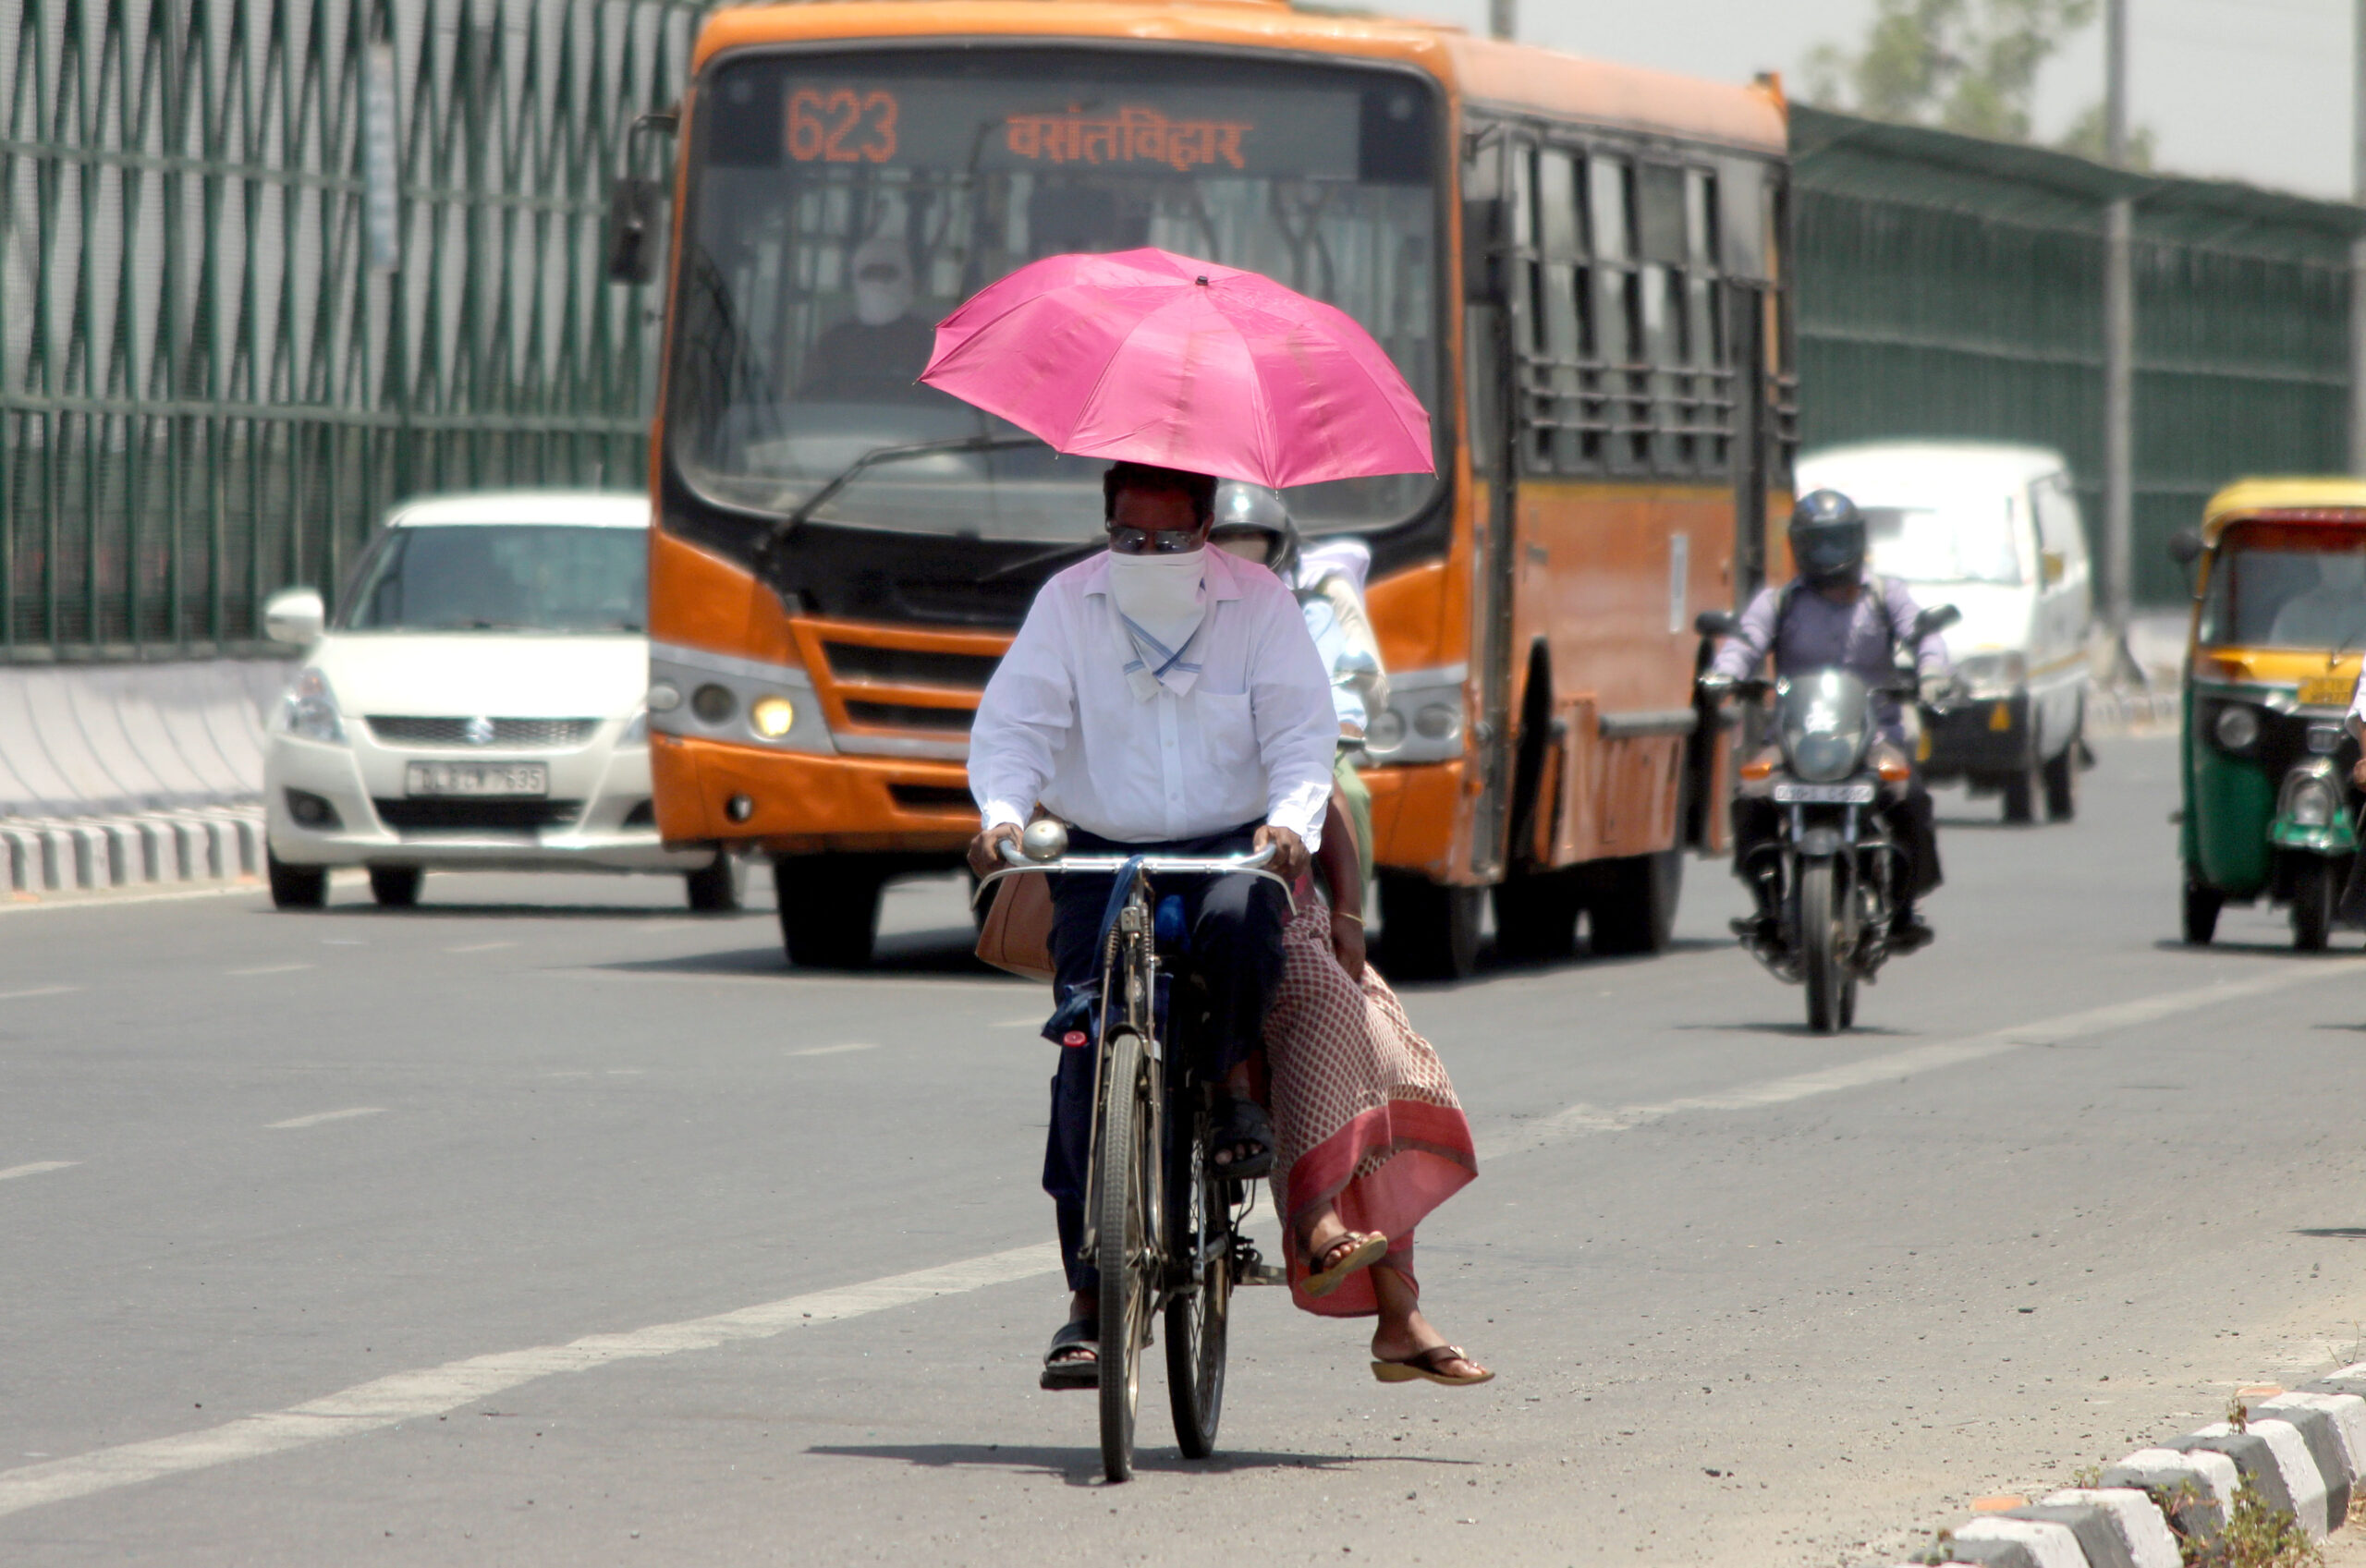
[{"xmin": 1239, "ymin": 1260, "xmax": 1287, "ymax": 1287}]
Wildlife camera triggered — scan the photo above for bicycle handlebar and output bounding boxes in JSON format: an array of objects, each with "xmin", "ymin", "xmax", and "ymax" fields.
[{"xmin": 973, "ymin": 839, "xmax": 1292, "ymax": 911}]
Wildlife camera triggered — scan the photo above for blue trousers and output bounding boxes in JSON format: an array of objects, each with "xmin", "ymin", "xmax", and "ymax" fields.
[{"xmin": 1042, "ymin": 823, "xmax": 1287, "ymax": 1294}]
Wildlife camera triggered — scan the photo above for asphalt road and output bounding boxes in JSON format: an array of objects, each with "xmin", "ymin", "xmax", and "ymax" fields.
[{"xmin": 7, "ymin": 734, "xmax": 2366, "ymax": 1566}]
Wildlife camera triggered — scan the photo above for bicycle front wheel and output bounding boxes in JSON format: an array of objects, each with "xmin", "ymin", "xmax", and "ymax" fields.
[
  {"xmin": 1165, "ymin": 1096, "xmax": 1230, "ymax": 1458},
  {"xmin": 1096, "ymin": 1027, "xmax": 1154, "ymax": 1483}
]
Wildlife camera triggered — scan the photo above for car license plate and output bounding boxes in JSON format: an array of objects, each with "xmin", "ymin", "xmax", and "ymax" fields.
[
  {"xmin": 2299, "ymin": 674, "xmax": 2354, "ymax": 710},
  {"xmin": 404, "ymin": 761, "xmax": 548, "ymax": 797},
  {"xmin": 1772, "ymin": 781, "xmax": 1876, "ymax": 805}
]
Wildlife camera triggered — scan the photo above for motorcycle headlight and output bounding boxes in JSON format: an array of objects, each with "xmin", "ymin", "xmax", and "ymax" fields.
[
  {"xmin": 2214, "ymin": 703, "xmax": 2261, "ymax": 754},
  {"xmin": 1789, "ymin": 729, "xmax": 1863, "ymax": 783},
  {"xmin": 278, "ymin": 668, "xmax": 345, "ymax": 745}
]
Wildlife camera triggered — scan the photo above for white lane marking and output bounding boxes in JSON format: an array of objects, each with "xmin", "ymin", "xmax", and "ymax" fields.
[
  {"xmin": 226, "ymin": 964, "xmax": 312, "ymax": 978},
  {"xmin": 0, "ymin": 985, "xmax": 79, "ymax": 1002},
  {"xmin": 445, "ymin": 942, "xmax": 514, "ymax": 954},
  {"xmin": 0, "ymin": 881, "xmax": 267, "ymax": 917},
  {"xmin": 552, "ymin": 967, "xmax": 1014, "ymax": 994},
  {"xmin": 0, "ymin": 1242, "xmax": 1058, "ymax": 1521},
  {"xmin": 265, "ymin": 1108, "xmax": 386, "ymax": 1131},
  {"xmin": 785, "ymin": 1042, "xmax": 878, "ymax": 1058},
  {"xmin": 1480, "ymin": 962, "xmax": 2357, "ymax": 1162},
  {"xmin": 0, "ymin": 1161, "xmax": 76, "ymax": 1182}
]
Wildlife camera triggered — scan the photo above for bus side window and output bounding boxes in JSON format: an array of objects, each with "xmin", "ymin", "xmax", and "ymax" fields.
[
  {"xmin": 1588, "ymin": 155, "xmax": 1641, "ymax": 474},
  {"xmin": 1537, "ymin": 148, "xmax": 1584, "ymax": 473},
  {"xmin": 1637, "ymin": 164, "xmax": 1688, "ymax": 475}
]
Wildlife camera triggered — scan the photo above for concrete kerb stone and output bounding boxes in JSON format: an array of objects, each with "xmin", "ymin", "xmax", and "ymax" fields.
[
  {"xmin": 0, "ymin": 806, "xmax": 263, "ymax": 896},
  {"xmin": 1886, "ymin": 1367, "xmax": 2366, "ymax": 1567}
]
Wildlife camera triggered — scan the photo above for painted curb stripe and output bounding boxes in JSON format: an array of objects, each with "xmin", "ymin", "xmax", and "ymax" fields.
[
  {"xmin": 2037, "ymin": 1489, "xmax": 2182, "ymax": 1568},
  {"xmin": 1953, "ymin": 1516, "xmax": 2089, "ymax": 1568}
]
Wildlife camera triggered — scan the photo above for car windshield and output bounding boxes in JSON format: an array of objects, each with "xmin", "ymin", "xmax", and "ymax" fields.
[
  {"xmin": 2199, "ymin": 523, "xmax": 2366, "ymax": 650},
  {"xmin": 1860, "ymin": 499, "xmax": 2023, "ymax": 585},
  {"xmin": 341, "ymin": 526, "xmax": 647, "ymax": 634},
  {"xmin": 668, "ymin": 46, "xmax": 1441, "ymax": 542}
]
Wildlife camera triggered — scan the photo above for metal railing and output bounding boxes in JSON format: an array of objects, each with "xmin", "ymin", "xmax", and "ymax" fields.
[{"xmin": 0, "ymin": 0, "xmax": 699, "ymax": 662}]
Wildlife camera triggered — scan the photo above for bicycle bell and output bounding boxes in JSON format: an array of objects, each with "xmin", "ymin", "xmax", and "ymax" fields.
[{"xmin": 1021, "ymin": 819, "xmax": 1069, "ymax": 861}]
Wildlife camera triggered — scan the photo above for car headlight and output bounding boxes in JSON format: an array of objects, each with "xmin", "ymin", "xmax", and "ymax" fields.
[
  {"xmin": 2214, "ymin": 703, "xmax": 2261, "ymax": 753},
  {"xmin": 1956, "ymin": 651, "xmax": 2027, "ymax": 699},
  {"xmin": 278, "ymin": 668, "xmax": 345, "ymax": 745}
]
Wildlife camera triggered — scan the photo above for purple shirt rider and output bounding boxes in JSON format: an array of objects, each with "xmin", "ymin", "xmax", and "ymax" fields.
[{"xmin": 1708, "ymin": 571, "xmax": 1952, "ymax": 737}]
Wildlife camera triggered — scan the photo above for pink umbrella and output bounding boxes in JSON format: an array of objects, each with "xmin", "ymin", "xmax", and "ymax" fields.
[{"xmin": 919, "ymin": 248, "xmax": 1433, "ymax": 490}]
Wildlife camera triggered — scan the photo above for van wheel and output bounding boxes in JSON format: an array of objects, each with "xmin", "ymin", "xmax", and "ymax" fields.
[
  {"xmin": 2182, "ymin": 874, "xmax": 2222, "ymax": 945},
  {"xmin": 368, "ymin": 867, "xmax": 422, "ymax": 908},
  {"xmin": 1378, "ymin": 874, "xmax": 1482, "ymax": 980},
  {"xmin": 774, "ymin": 856, "xmax": 884, "ymax": 968},
  {"xmin": 685, "ymin": 853, "xmax": 744, "ymax": 913},
  {"xmin": 267, "ymin": 852, "xmax": 328, "ymax": 910},
  {"xmin": 2042, "ymin": 738, "xmax": 2079, "ymax": 822}
]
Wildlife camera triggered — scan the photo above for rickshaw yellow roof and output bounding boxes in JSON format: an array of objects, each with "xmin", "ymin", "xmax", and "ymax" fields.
[{"xmin": 2201, "ymin": 477, "xmax": 2366, "ymax": 541}]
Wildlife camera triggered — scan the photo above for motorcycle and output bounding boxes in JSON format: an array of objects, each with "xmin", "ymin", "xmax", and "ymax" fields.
[{"xmin": 1694, "ymin": 603, "xmax": 1961, "ymax": 1034}]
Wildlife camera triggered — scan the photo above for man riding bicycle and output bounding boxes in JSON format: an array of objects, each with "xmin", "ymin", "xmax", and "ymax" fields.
[{"xmin": 966, "ymin": 460, "xmax": 1338, "ymax": 1390}]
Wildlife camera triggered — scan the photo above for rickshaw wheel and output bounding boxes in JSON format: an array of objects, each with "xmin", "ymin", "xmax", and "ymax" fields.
[
  {"xmin": 2292, "ymin": 858, "xmax": 2336, "ymax": 953},
  {"xmin": 2182, "ymin": 875, "xmax": 2222, "ymax": 946}
]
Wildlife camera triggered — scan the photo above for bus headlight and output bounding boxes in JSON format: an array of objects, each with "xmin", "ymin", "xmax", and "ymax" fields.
[
  {"xmin": 750, "ymin": 695, "xmax": 796, "ymax": 739},
  {"xmin": 690, "ymin": 683, "xmax": 736, "ymax": 724},
  {"xmin": 1365, "ymin": 708, "xmax": 1407, "ymax": 755}
]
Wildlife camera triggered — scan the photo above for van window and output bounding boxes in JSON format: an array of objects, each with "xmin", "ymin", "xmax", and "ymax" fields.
[{"xmin": 1861, "ymin": 499, "xmax": 2023, "ymax": 586}]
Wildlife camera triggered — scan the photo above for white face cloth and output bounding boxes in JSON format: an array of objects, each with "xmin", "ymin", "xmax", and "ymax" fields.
[
  {"xmin": 1106, "ymin": 547, "xmax": 1208, "ymax": 698},
  {"xmin": 849, "ymin": 238, "xmax": 914, "ymax": 327}
]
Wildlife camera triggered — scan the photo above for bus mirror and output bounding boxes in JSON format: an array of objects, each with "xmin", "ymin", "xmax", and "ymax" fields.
[
  {"xmin": 1693, "ymin": 609, "xmax": 1738, "ymax": 638},
  {"xmin": 604, "ymin": 177, "xmax": 663, "ymax": 286},
  {"xmin": 2166, "ymin": 528, "xmax": 2203, "ymax": 567},
  {"xmin": 1462, "ymin": 197, "xmax": 1508, "ymax": 303}
]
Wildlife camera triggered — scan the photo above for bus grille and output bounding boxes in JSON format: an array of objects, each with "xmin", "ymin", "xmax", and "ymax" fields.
[
  {"xmin": 842, "ymin": 700, "xmax": 974, "ymax": 733},
  {"xmin": 822, "ymin": 643, "xmax": 999, "ymax": 689}
]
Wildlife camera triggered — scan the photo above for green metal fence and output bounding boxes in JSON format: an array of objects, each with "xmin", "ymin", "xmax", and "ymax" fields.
[
  {"xmin": 0, "ymin": 0, "xmax": 698, "ymax": 662},
  {"xmin": 1793, "ymin": 105, "xmax": 2366, "ymax": 608}
]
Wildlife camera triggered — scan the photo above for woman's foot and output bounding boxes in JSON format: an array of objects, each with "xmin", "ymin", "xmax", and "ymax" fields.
[
  {"xmin": 1297, "ymin": 1204, "xmax": 1386, "ymax": 1298},
  {"xmin": 1368, "ymin": 1267, "xmax": 1491, "ymax": 1384}
]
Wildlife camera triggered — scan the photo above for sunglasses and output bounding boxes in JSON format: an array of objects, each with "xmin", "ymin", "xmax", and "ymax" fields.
[{"xmin": 1105, "ymin": 525, "xmax": 1204, "ymax": 555}]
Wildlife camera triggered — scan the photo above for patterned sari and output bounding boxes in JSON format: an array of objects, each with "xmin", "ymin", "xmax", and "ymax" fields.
[{"xmin": 1262, "ymin": 885, "xmax": 1478, "ymax": 1317}]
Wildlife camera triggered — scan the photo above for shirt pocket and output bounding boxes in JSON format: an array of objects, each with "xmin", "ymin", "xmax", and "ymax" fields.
[{"xmin": 1191, "ymin": 688, "xmax": 1257, "ymax": 777}]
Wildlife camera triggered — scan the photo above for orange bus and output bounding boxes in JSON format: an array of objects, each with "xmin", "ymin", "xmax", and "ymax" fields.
[{"xmin": 630, "ymin": 0, "xmax": 1796, "ymax": 978}]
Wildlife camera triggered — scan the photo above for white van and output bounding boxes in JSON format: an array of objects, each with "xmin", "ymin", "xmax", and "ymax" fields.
[{"xmin": 1795, "ymin": 442, "xmax": 2094, "ymax": 823}]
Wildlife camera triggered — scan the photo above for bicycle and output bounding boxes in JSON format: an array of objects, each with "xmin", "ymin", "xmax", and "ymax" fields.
[{"xmin": 977, "ymin": 822, "xmax": 1294, "ymax": 1483}]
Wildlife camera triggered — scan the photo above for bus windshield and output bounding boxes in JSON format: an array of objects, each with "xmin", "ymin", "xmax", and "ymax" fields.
[{"xmin": 668, "ymin": 47, "xmax": 1442, "ymax": 542}]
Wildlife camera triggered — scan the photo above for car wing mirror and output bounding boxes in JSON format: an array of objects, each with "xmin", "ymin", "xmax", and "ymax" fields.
[
  {"xmin": 1694, "ymin": 609, "xmax": 1739, "ymax": 638},
  {"xmin": 262, "ymin": 587, "xmax": 325, "ymax": 646},
  {"xmin": 1911, "ymin": 604, "xmax": 1961, "ymax": 640},
  {"xmin": 2166, "ymin": 528, "xmax": 2203, "ymax": 567}
]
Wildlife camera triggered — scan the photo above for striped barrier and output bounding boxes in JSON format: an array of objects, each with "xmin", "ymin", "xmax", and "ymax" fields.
[
  {"xmin": 0, "ymin": 808, "xmax": 263, "ymax": 899},
  {"xmin": 1894, "ymin": 1372, "xmax": 2366, "ymax": 1566}
]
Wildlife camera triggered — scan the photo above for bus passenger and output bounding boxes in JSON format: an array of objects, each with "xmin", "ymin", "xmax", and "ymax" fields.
[{"xmin": 796, "ymin": 237, "xmax": 937, "ymax": 403}]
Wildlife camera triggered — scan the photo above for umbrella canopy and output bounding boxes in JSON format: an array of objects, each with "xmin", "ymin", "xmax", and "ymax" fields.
[{"xmin": 919, "ymin": 248, "xmax": 1433, "ymax": 491}]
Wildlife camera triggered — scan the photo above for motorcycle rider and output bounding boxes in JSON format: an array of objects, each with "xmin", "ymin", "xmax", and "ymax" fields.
[{"xmin": 1700, "ymin": 489, "xmax": 1955, "ymax": 951}]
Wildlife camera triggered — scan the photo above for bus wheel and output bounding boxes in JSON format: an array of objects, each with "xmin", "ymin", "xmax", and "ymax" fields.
[
  {"xmin": 773, "ymin": 856, "xmax": 884, "ymax": 968},
  {"xmin": 1378, "ymin": 873, "xmax": 1482, "ymax": 980},
  {"xmin": 1491, "ymin": 869, "xmax": 1581, "ymax": 962},
  {"xmin": 1588, "ymin": 846, "xmax": 1683, "ymax": 956}
]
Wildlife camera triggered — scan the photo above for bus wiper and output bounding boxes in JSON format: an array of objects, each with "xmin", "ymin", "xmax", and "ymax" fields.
[{"xmin": 757, "ymin": 433, "xmax": 1042, "ymax": 564}]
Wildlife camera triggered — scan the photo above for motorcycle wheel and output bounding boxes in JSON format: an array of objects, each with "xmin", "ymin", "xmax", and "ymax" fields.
[
  {"xmin": 1800, "ymin": 859, "xmax": 1846, "ymax": 1035},
  {"xmin": 2292, "ymin": 857, "xmax": 2336, "ymax": 953}
]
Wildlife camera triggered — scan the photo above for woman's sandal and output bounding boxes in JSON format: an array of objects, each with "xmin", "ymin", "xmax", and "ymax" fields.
[
  {"xmin": 1371, "ymin": 1344, "xmax": 1494, "ymax": 1387},
  {"xmin": 1209, "ymin": 1095, "xmax": 1276, "ymax": 1180},
  {"xmin": 1300, "ymin": 1229, "xmax": 1388, "ymax": 1300},
  {"xmin": 1040, "ymin": 1319, "xmax": 1098, "ymax": 1392}
]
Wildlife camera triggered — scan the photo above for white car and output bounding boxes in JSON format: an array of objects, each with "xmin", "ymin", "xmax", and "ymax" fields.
[{"xmin": 260, "ymin": 491, "xmax": 737, "ymax": 909}]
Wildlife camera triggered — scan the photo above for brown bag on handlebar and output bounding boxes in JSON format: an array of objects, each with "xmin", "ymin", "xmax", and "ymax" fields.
[{"xmin": 975, "ymin": 871, "xmax": 1056, "ymax": 982}]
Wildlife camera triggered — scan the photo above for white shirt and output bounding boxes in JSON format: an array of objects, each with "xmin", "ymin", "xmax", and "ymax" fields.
[{"xmin": 970, "ymin": 546, "xmax": 1335, "ymax": 848}]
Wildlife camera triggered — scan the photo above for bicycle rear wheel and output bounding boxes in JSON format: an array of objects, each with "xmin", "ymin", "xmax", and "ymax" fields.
[
  {"xmin": 1165, "ymin": 1095, "xmax": 1230, "ymax": 1458},
  {"xmin": 1096, "ymin": 1027, "xmax": 1154, "ymax": 1483}
]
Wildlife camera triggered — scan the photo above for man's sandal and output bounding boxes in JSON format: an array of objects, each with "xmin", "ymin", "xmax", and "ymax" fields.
[
  {"xmin": 1210, "ymin": 1096, "xmax": 1276, "ymax": 1180},
  {"xmin": 1300, "ymin": 1229, "xmax": 1388, "ymax": 1299},
  {"xmin": 1040, "ymin": 1319, "xmax": 1098, "ymax": 1392},
  {"xmin": 1371, "ymin": 1344, "xmax": 1494, "ymax": 1387}
]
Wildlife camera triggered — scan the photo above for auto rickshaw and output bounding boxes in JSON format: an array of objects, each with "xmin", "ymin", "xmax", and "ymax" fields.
[{"xmin": 2173, "ymin": 478, "xmax": 2366, "ymax": 950}]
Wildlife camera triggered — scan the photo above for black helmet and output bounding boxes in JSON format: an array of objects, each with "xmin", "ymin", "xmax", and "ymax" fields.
[
  {"xmin": 1788, "ymin": 489, "xmax": 1866, "ymax": 588},
  {"xmin": 1209, "ymin": 482, "xmax": 1300, "ymax": 582}
]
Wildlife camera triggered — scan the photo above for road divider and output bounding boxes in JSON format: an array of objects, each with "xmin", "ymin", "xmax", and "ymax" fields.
[{"xmin": 0, "ymin": 1242, "xmax": 1060, "ymax": 1521}]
